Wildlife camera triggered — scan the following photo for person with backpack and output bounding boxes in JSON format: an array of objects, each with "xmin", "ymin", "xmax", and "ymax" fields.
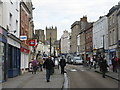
[{"xmin": 59, "ymin": 57, "xmax": 66, "ymax": 74}]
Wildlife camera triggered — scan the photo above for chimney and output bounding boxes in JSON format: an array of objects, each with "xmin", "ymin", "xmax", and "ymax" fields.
[{"xmin": 80, "ymin": 16, "xmax": 87, "ymax": 22}]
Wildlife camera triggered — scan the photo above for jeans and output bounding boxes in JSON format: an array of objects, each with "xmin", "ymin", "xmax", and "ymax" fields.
[
  {"xmin": 61, "ymin": 66, "xmax": 65, "ymax": 74},
  {"xmin": 46, "ymin": 69, "xmax": 51, "ymax": 81}
]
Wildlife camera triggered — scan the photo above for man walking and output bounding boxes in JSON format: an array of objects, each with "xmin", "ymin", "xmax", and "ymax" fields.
[
  {"xmin": 101, "ymin": 58, "xmax": 108, "ymax": 78},
  {"xmin": 43, "ymin": 56, "xmax": 55, "ymax": 82},
  {"xmin": 59, "ymin": 57, "xmax": 66, "ymax": 74}
]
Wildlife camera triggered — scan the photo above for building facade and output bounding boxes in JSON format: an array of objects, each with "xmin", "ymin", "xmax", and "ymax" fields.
[
  {"xmin": 35, "ymin": 29, "xmax": 45, "ymax": 43},
  {"xmin": 61, "ymin": 30, "xmax": 71, "ymax": 54},
  {"xmin": 70, "ymin": 21, "xmax": 80, "ymax": 55},
  {"xmin": 84, "ymin": 23, "xmax": 93, "ymax": 60},
  {"xmin": 107, "ymin": 4, "xmax": 120, "ymax": 59},
  {"xmin": 0, "ymin": 0, "xmax": 22, "ymax": 80},
  {"xmin": 20, "ymin": 1, "xmax": 31, "ymax": 74},
  {"xmin": 93, "ymin": 16, "xmax": 108, "ymax": 61},
  {"xmin": 117, "ymin": 3, "xmax": 120, "ymax": 59},
  {"xmin": 46, "ymin": 26, "xmax": 57, "ymax": 45},
  {"xmin": 79, "ymin": 16, "xmax": 88, "ymax": 60}
]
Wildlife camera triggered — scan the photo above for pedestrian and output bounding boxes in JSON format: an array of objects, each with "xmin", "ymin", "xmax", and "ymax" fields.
[
  {"xmin": 89, "ymin": 57, "xmax": 93, "ymax": 69},
  {"xmin": 31, "ymin": 59, "xmax": 38, "ymax": 74},
  {"xmin": 37, "ymin": 55, "xmax": 44, "ymax": 71},
  {"xmin": 43, "ymin": 56, "xmax": 55, "ymax": 82},
  {"xmin": 101, "ymin": 58, "xmax": 109, "ymax": 78},
  {"xmin": 93, "ymin": 56, "xmax": 97, "ymax": 69},
  {"xmin": 59, "ymin": 56, "xmax": 66, "ymax": 74},
  {"xmin": 36, "ymin": 51, "xmax": 41, "ymax": 59},
  {"xmin": 99, "ymin": 56, "xmax": 103, "ymax": 71},
  {"xmin": 115, "ymin": 56, "xmax": 119, "ymax": 73},
  {"xmin": 111, "ymin": 56, "xmax": 116, "ymax": 72}
]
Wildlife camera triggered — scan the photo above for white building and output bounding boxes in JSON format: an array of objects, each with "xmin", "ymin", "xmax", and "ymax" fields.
[
  {"xmin": 93, "ymin": 16, "xmax": 109, "ymax": 61},
  {"xmin": 1, "ymin": 0, "xmax": 20, "ymax": 37},
  {"xmin": 0, "ymin": 0, "xmax": 21, "ymax": 78},
  {"xmin": 61, "ymin": 30, "xmax": 71, "ymax": 54},
  {"xmin": 36, "ymin": 43, "xmax": 54, "ymax": 57}
]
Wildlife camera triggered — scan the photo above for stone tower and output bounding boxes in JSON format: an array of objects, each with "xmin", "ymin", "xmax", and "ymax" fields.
[{"xmin": 46, "ymin": 26, "xmax": 57, "ymax": 45}]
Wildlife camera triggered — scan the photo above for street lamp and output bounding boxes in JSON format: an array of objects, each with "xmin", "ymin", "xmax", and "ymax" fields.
[
  {"xmin": 50, "ymin": 33, "xmax": 52, "ymax": 56},
  {"xmin": 103, "ymin": 35, "xmax": 105, "ymax": 58}
]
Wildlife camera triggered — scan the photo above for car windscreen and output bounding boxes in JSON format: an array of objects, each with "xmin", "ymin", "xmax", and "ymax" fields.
[{"xmin": 74, "ymin": 57, "xmax": 82, "ymax": 60}]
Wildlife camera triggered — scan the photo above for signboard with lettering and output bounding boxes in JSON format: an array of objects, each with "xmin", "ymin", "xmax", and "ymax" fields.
[
  {"xmin": 20, "ymin": 36, "xmax": 27, "ymax": 40},
  {"xmin": 0, "ymin": 28, "xmax": 3, "ymax": 34},
  {"xmin": 20, "ymin": 47, "xmax": 30, "ymax": 54}
]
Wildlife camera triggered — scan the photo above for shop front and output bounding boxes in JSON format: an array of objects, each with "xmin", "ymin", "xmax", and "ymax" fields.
[
  {"xmin": 20, "ymin": 46, "xmax": 30, "ymax": 74},
  {"xmin": 7, "ymin": 34, "xmax": 21, "ymax": 78},
  {"xmin": 0, "ymin": 27, "xmax": 7, "ymax": 82},
  {"xmin": 108, "ymin": 48, "xmax": 116, "ymax": 60}
]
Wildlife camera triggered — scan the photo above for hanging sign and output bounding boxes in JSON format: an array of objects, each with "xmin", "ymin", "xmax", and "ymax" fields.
[
  {"xmin": 20, "ymin": 36, "xmax": 27, "ymax": 40},
  {"xmin": 29, "ymin": 40, "xmax": 36, "ymax": 46}
]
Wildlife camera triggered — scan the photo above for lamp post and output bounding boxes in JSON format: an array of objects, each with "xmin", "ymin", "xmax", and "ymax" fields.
[
  {"xmin": 103, "ymin": 35, "xmax": 105, "ymax": 58},
  {"xmin": 50, "ymin": 33, "xmax": 51, "ymax": 56}
]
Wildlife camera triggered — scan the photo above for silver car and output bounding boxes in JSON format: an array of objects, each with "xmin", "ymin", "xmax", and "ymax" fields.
[{"xmin": 73, "ymin": 57, "xmax": 83, "ymax": 65}]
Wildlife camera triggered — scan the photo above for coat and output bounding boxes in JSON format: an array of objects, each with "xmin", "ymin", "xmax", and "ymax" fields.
[
  {"xmin": 59, "ymin": 59, "xmax": 66, "ymax": 67},
  {"xmin": 101, "ymin": 60, "xmax": 108, "ymax": 72},
  {"xmin": 32, "ymin": 60, "xmax": 38, "ymax": 67},
  {"xmin": 43, "ymin": 58, "xmax": 55, "ymax": 70}
]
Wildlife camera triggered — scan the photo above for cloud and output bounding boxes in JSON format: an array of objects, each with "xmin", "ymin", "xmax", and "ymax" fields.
[{"xmin": 32, "ymin": 0, "xmax": 119, "ymax": 39}]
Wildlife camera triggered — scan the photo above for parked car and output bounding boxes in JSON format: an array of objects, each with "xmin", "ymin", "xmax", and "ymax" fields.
[
  {"xmin": 67, "ymin": 56, "xmax": 74, "ymax": 64},
  {"xmin": 73, "ymin": 57, "xmax": 83, "ymax": 65}
]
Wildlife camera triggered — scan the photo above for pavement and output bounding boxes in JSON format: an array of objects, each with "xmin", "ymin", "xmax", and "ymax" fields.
[
  {"xmin": 2, "ymin": 68, "xmax": 64, "ymax": 89},
  {"xmin": 1, "ymin": 64, "xmax": 119, "ymax": 89},
  {"xmin": 94, "ymin": 68, "xmax": 120, "ymax": 81},
  {"xmin": 84, "ymin": 65, "xmax": 120, "ymax": 81}
]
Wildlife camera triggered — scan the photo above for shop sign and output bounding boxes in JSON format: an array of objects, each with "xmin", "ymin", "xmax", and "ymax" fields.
[
  {"xmin": 109, "ymin": 49, "xmax": 116, "ymax": 52},
  {"xmin": 118, "ymin": 40, "xmax": 120, "ymax": 45},
  {"xmin": 20, "ymin": 36, "xmax": 27, "ymax": 40},
  {"xmin": 0, "ymin": 28, "xmax": 3, "ymax": 34},
  {"xmin": 20, "ymin": 47, "xmax": 30, "ymax": 54},
  {"xmin": 104, "ymin": 50, "xmax": 108, "ymax": 53},
  {"xmin": 29, "ymin": 40, "xmax": 36, "ymax": 46}
]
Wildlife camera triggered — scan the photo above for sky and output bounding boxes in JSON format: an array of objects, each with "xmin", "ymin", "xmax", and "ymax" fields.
[{"xmin": 32, "ymin": 0, "xmax": 119, "ymax": 40}]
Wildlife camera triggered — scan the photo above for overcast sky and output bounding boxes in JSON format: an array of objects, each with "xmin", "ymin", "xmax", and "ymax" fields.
[{"xmin": 32, "ymin": 0, "xmax": 119, "ymax": 40}]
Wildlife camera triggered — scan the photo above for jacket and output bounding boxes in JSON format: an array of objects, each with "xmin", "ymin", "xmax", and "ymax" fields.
[
  {"xmin": 59, "ymin": 59, "xmax": 66, "ymax": 67},
  {"xmin": 43, "ymin": 58, "xmax": 55, "ymax": 70}
]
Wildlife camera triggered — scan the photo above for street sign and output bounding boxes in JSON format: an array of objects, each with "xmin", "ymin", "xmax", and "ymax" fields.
[
  {"xmin": 29, "ymin": 40, "xmax": 36, "ymax": 46},
  {"xmin": 20, "ymin": 36, "xmax": 27, "ymax": 40}
]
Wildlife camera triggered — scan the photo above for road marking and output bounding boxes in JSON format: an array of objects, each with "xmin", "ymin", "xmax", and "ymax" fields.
[
  {"xmin": 81, "ymin": 70, "xmax": 85, "ymax": 71},
  {"xmin": 70, "ymin": 69, "xmax": 77, "ymax": 72},
  {"xmin": 79, "ymin": 66, "xmax": 83, "ymax": 68}
]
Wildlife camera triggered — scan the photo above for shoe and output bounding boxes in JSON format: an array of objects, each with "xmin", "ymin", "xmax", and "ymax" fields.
[
  {"xmin": 102, "ymin": 76, "xmax": 105, "ymax": 78},
  {"xmin": 47, "ymin": 80, "xmax": 50, "ymax": 82}
]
